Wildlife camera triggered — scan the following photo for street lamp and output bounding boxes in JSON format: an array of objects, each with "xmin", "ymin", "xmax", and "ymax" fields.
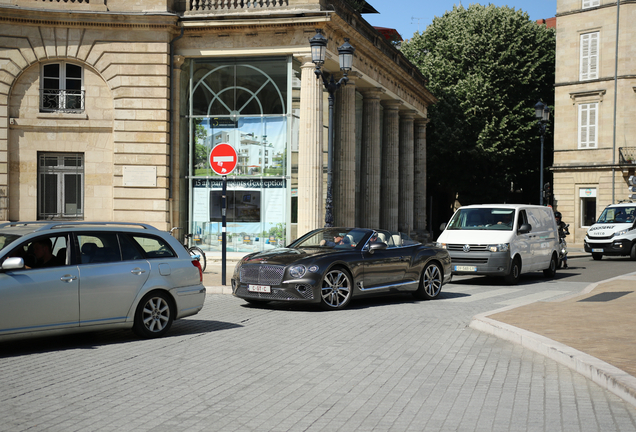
[
  {"xmin": 534, "ymin": 100, "xmax": 551, "ymax": 206},
  {"xmin": 309, "ymin": 29, "xmax": 355, "ymax": 227}
]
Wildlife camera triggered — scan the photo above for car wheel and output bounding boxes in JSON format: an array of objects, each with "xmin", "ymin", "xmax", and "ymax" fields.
[
  {"xmin": 414, "ymin": 262, "xmax": 443, "ymax": 300},
  {"xmin": 592, "ymin": 253, "xmax": 603, "ymax": 261},
  {"xmin": 504, "ymin": 257, "xmax": 521, "ymax": 285},
  {"xmin": 133, "ymin": 291, "xmax": 174, "ymax": 338},
  {"xmin": 543, "ymin": 253, "xmax": 557, "ymax": 278},
  {"xmin": 630, "ymin": 243, "xmax": 636, "ymax": 261},
  {"xmin": 320, "ymin": 268, "xmax": 352, "ymax": 310}
]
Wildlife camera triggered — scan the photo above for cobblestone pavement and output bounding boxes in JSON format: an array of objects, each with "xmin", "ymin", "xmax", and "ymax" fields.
[{"xmin": 2, "ymin": 280, "xmax": 636, "ymax": 431}]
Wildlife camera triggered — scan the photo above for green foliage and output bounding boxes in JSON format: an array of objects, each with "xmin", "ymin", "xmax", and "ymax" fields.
[{"xmin": 401, "ymin": 4, "xmax": 555, "ymax": 207}]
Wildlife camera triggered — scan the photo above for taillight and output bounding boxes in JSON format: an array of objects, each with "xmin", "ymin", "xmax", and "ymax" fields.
[{"xmin": 192, "ymin": 259, "xmax": 203, "ymax": 282}]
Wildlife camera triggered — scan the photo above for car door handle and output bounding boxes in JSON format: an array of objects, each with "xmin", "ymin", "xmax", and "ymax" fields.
[
  {"xmin": 131, "ymin": 268, "xmax": 146, "ymax": 275},
  {"xmin": 60, "ymin": 274, "xmax": 77, "ymax": 283}
]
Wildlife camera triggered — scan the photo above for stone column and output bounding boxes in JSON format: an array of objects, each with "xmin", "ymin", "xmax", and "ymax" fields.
[
  {"xmin": 333, "ymin": 73, "xmax": 358, "ymax": 228},
  {"xmin": 297, "ymin": 59, "xmax": 324, "ymax": 235},
  {"xmin": 380, "ymin": 100, "xmax": 402, "ymax": 231},
  {"xmin": 413, "ymin": 119, "xmax": 429, "ymax": 240},
  {"xmin": 358, "ymin": 88, "xmax": 383, "ymax": 229},
  {"xmin": 398, "ymin": 110, "xmax": 416, "ymax": 234}
]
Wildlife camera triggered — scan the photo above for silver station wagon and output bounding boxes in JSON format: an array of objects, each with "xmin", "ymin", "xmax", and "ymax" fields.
[{"xmin": 0, "ymin": 222, "xmax": 206, "ymax": 340}]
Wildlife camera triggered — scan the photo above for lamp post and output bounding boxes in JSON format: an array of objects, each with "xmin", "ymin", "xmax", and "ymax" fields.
[
  {"xmin": 309, "ymin": 29, "xmax": 355, "ymax": 227},
  {"xmin": 534, "ymin": 100, "xmax": 551, "ymax": 206}
]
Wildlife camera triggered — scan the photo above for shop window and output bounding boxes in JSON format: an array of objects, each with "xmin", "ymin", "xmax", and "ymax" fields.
[
  {"xmin": 41, "ymin": 62, "xmax": 85, "ymax": 112},
  {"xmin": 578, "ymin": 103, "xmax": 598, "ymax": 149},
  {"xmin": 37, "ymin": 153, "xmax": 84, "ymax": 220},
  {"xmin": 580, "ymin": 32, "xmax": 598, "ymax": 81}
]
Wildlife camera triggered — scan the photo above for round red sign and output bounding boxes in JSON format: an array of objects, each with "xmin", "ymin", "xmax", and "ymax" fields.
[{"xmin": 209, "ymin": 143, "xmax": 238, "ymax": 175}]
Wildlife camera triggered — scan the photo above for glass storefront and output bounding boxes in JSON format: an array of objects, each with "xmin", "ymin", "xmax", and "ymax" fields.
[{"xmin": 188, "ymin": 57, "xmax": 300, "ymax": 253}]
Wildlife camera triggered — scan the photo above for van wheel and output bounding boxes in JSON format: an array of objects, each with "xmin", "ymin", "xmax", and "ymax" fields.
[
  {"xmin": 543, "ymin": 253, "xmax": 557, "ymax": 278},
  {"xmin": 630, "ymin": 243, "xmax": 636, "ymax": 261},
  {"xmin": 592, "ymin": 253, "xmax": 603, "ymax": 261},
  {"xmin": 504, "ymin": 257, "xmax": 521, "ymax": 285}
]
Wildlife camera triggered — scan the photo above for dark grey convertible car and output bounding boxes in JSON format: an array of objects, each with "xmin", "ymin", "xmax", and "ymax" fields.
[{"xmin": 232, "ymin": 227, "xmax": 452, "ymax": 310}]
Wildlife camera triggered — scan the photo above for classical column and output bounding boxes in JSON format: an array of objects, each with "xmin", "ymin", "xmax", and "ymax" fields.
[
  {"xmin": 333, "ymin": 73, "xmax": 358, "ymax": 228},
  {"xmin": 380, "ymin": 100, "xmax": 402, "ymax": 231},
  {"xmin": 398, "ymin": 110, "xmax": 416, "ymax": 234},
  {"xmin": 358, "ymin": 88, "xmax": 383, "ymax": 229},
  {"xmin": 297, "ymin": 59, "xmax": 324, "ymax": 235},
  {"xmin": 413, "ymin": 119, "xmax": 430, "ymax": 240}
]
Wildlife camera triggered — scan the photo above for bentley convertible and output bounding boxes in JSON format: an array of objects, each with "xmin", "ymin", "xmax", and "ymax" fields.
[{"xmin": 231, "ymin": 227, "xmax": 452, "ymax": 310}]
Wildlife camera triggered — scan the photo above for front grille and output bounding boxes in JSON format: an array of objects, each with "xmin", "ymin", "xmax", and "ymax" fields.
[
  {"xmin": 446, "ymin": 244, "xmax": 489, "ymax": 252},
  {"xmin": 240, "ymin": 265, "xmax": 285, "ymax": 286},
  {"xmin": 587, "ymin": 235, "xmax": 614, "ymax": 240},
  {"xmin": 451, "ymin": 257, "xmax": 489, "ymax": 265},
  {"xmin": 235, "ymin": 286, "xmax": 299, "ymax": 301}
]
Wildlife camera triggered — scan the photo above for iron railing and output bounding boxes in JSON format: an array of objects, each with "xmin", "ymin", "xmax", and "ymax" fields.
[
  {"xmin": 619, "ymin": 147, "xmax": 636, "ymax": 165},
  {"xmin": 41, "ymin": 89, "xmax": 85, "ymax": 112}
]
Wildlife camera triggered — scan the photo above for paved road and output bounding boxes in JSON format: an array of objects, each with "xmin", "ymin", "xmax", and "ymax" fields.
[{"xmin": 1, "ymin": 256, "xmax": 635, "ymax": 431}]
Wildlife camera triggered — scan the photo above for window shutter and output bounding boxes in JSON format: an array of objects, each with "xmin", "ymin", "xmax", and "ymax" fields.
[
  {"xmin": 588, "ymin": 33, "xmax": 598, "ymax": 79},
  {"xmin": 580, "ymin": 32, "xmax": 599, "ymax": 81},
  {"xmin": 579, "ymin": 103, "xmax": 598, "ymax": 149}
]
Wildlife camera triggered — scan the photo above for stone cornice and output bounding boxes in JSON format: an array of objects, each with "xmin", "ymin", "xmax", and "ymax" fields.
[{"xmin": 0, "ymin": 5, "xmax": 178, "ymax": 29}]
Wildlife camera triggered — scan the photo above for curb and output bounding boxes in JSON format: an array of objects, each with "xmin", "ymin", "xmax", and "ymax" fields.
[{"xmin": 469, "ymin": 280, "xmax": 636, "ymax": 408}]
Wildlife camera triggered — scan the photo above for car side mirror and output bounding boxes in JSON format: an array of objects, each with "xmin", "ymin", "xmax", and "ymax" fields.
[
  {"xmin": 368, "ymin": 241, "xmax": 388, "ymax": 254},
  {"xmin": 518, "ymin": 223, "xmax": 532, "ymax": 234},
  {"xmin": 1, "ymin": 257, "xmax": 25, "ymax": 270},
  {"xmin": 439, "ymin": 223, "xmax": 447, "ymax": 231}
]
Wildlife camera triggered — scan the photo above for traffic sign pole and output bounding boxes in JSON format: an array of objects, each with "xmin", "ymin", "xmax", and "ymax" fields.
[
  {"xmin": 222, "ymin": 175, "xmax": 227, "ymax": 285},
  {"xmin": 208, "ymin": 143, "xmax": 237, "ymax": 286}
]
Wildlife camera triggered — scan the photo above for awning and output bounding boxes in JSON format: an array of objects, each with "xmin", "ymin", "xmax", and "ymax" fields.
[{"xmin": 373, "ymin": 27, "xmax": 403, "ymax": 42}]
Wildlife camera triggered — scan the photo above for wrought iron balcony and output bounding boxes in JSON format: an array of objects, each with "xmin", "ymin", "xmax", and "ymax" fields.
[
  {"xmin": 188, "ymin": 0, "xmax": 289, "ymax": 12},
  {"xmin": 41, "ymin": 89, "xmax": 85, "ymax": 113},
  {"xmin": 619, "ymin": 147, "xmax": 636, "ymax": 165}
]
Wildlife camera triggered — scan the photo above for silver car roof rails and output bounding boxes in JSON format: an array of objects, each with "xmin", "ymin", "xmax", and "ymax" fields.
[{"xmin": 0, "ymin": 221, "xmax": 157, "ymax": 230}]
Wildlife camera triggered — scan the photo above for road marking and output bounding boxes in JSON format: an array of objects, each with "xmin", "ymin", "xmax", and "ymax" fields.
[
  {"xmin": 495, "ymin": 290, "xmax": 569, "ymax": 306},
  {"xmin": 441, "ymin": 288, "xmax": 522, "ymax": 302}
]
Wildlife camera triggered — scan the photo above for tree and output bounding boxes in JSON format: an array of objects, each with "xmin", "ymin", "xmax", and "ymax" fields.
[{"xmin": 401, "ymin": 5, "xmax": 555, "ymax": 221}]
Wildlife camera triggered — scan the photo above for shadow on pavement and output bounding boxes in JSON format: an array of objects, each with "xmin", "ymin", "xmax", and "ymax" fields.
[{"xmin": 0, "ymin": 319, "xmax": 242, "ymax": 358}]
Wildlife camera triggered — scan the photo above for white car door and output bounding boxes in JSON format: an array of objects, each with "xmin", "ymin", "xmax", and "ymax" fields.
[
  {"xmin": 77, "ymin": 232, "xmax": 150, "ymax": 326},
  {"xmin": 0, "ymin": 234, "xmax": 79, "ymax": 336}
]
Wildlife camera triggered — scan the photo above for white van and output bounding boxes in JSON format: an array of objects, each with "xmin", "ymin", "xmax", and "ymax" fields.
[
  {"xmin": 584, "ymin": 203, "xmax": 636, "ymax": 260},
  {"xmin": 436, "ymin": 204, "xmax": 560, "ymax": 284}
]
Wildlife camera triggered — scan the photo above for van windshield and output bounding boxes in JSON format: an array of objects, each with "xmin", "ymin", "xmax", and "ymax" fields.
[
  {"xmin": 447, "ymin": 208, "xmax": 515, "ymax": 231},
  {"xmin": 596, "ymin": 206, "xmax": 636, "ymax": 224}
]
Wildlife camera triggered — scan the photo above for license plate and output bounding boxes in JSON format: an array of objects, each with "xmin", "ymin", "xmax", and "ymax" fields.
[
  {"xmin": 454, "ymin": 265, "xmax": 477, "ymax": 272},
  {"xmin": 592, "ymin": 248, "xmax": 603, "ymax": 253},
  {"xmin": 248, "ymin": 284, "xmax": 271, "ymax": 293}
]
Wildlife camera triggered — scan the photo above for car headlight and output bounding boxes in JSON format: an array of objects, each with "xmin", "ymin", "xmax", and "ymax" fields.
[
  {"xmin": 488, "ymin": 243, "xmax": 509, "ymax": 252},
  {"xmin": 436, "ymin": 242, "xmax": 447, "ymax": 249},
  {"xmin": 613, "ymin": 229, "xmax": 629, "ymax": 238},
  {"xmin": 289, "ymin": 265, "xmax": 306, "ymax": 278}
]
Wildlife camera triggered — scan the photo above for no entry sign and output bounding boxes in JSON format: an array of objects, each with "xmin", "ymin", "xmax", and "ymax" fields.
[{"xmin": 209, "ymin": 143, "xmax": 238, "ymax": 175}]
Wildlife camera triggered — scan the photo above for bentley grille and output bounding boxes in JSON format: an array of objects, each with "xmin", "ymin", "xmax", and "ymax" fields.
[{"xmin": 240, "ymin": 265, "xmax": 285, "ymax": 286}]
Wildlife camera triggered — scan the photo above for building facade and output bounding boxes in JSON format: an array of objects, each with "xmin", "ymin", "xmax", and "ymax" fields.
[
  {"xmin": 0, "ymin": 0, "xmax": 435, "ymax": 254},
  {"xmin": 553, "ymin": 0, "xmax": 636, "ymax": 244}
]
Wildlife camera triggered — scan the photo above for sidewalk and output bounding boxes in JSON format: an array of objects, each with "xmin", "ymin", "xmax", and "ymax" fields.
[
  {"xmin": 201, "ymin": 246, "xmax": 636, "ymax": 408},
  {"xmin": 471, "ymin": 246, "xmax": 636, "ymax": 407}
]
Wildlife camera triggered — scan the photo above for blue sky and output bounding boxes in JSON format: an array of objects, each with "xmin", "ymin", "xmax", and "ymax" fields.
[{"xmin": 364, "ymin": 0, "xmax": 556, "ymax": 40}]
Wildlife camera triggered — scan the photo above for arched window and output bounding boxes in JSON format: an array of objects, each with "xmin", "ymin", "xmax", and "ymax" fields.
[{"xmin": 40, "ymin": 62, "xmax": 85, "ymax": 112}]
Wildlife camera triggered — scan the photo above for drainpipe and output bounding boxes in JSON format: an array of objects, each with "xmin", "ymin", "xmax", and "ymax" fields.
[
  {"xmin": 169, "ymin": 25, "xmax": 185, "ymax": 228},
  {"xmin": 612, "ymin": 0, "xmax": 620, "ymax": 202}
]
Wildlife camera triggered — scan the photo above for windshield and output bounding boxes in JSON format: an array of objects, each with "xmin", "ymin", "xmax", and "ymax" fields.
[
  {"xmin": 0, "ymin": 234, "xmax": 21, "ymax": 253},
  {"xmin": 292, "ymin": 228, "xmax": 368, "ymax": 249},
  {"xmin": 447, "ymin": 208, "xmax": 516, "ymax": 231},
  {"xmin": 596, "ymin": 206, "xmax": 636, "ymax": 224}
]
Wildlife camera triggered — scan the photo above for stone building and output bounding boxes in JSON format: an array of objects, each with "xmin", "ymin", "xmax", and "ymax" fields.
[
  {"xmin": 0, "ymin": 0, "xmax": 435, "ymax": 253},
  {"xmin": 553, "ymin": 0, "xmax": 636, "ymax": 244}
]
